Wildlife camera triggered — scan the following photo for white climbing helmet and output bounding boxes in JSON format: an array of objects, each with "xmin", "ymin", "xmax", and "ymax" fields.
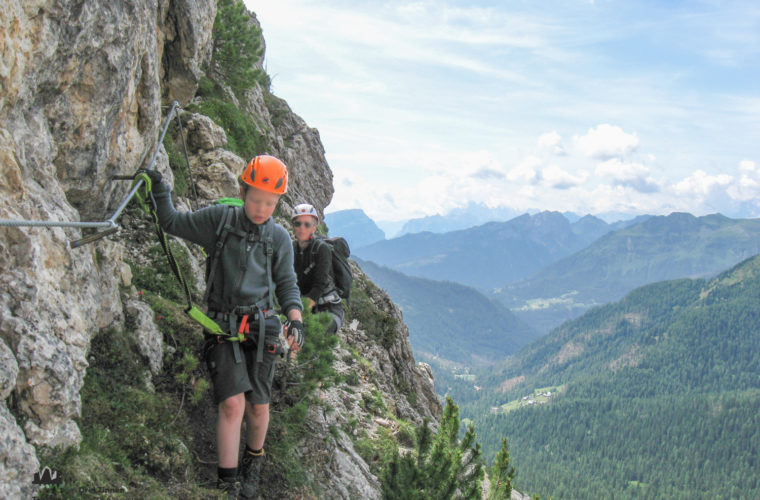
[{"xmin": 292, "ymin": 203, "xmax": 319, "ymax": 223}]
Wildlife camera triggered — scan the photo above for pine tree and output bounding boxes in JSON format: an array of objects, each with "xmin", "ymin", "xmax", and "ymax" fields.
[
  {"xmin": 381, "ymin": 397, "xmax": 484, "ymax": 499},
  {"xmin": 488, "ymin": 438, "xmax": 516, "ymax": 500},
  {"xmin": 211, "ymin": 0, "xmax": 267, "ymax": 97}
]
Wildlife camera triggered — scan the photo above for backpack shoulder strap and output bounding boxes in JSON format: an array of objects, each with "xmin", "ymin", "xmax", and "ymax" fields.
[
  {"xmin": 261, "ymin": 222, "xmax": 275, "ymax": 310},
  {"xmin": 304, "ymin": 237, "xmax": 326, "ymax": 274},
  {"xmin": 309, "ymin": 236, "xmax": 326, "ymax": 256},
  {"xmin": 202, "ymin": 205, "xmax": 236, "ymax": 304}
]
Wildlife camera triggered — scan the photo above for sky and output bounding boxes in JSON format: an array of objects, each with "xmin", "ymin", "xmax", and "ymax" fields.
[{"xmin": 245, "ymin": 0, "xmax": 760, "ymax": 223}]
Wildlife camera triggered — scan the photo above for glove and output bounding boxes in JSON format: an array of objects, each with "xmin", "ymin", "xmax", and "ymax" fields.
[
  {"xmin": 287, "ymin": 320, "xmax": 305, "ymax": 349},
  {"xmin": 136, "ymin": 168, "xmax": 163, "ymax": 191}
]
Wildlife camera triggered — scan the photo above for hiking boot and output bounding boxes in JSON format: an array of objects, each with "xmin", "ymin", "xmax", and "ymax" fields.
[
  {"xmin": 216, "ymin": 477, "xmax": 241, "ymax": 499},
  {"xmin": 239, "ymin": 449, "xmax": 265, "ymax": 499}
]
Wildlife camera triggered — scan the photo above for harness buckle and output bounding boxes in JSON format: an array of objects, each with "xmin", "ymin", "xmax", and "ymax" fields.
[{"xmin": 238, "ymin": 314, "xmax": 250, "ymax": 340}]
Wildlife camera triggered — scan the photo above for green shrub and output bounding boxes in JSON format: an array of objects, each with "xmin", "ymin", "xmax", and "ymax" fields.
[
  {"xmin": 354, "ymin": 427, "xmax": 398, "ymax": 474},
  {"xmin": 162, "ymin": 132, "xmax": 189, "ymax": 198},
  {"xmin": 347, "ymin": 283, "xmax": 398, "ymax": 348},
  {"xmin": 406, "ymin": 389, "xmax": 418, "ymax": 408},
  {"xmin": 263, "ymin": 92, "xmax": 290, "ymax": 128},
  {"xmin": 196, "ymin": 97, "xmax": 267, "ymax": 160},
  {"xmin": 212, "ymin": 0, "xmax": 269, "ymax": 97},
  {"xmin": 264, "ymin": 304, "xmax": 339, "ymax": 491},
  {"xmin": 361, "ymin": 388, "xmax": 388, "ymax": 416},
  {"xmin": 37, "ymin": 328, "xmax": 213, "ymax": 499},
  {"xmin": 128, "ymin": 241, "xmax": 198, "ymax": 303},
  {"xmin": 197, "ymin": 75, "xmax": 217, "ymax": 98},
  {"xmin": 395, "ymin": 420, "xmax": 417, "ymax": 448},
  {"xmin": 343, "ymin": 371, "xmax": 361, "ymax": 386},
  {"xmin": 342, "ymin": 352, "xmax": 356, "ymax": 364},
  {"xmin": 381, "ymin": 397, "xmax": 485, "ymax": 499},
  {"xmin": 488, "ymin": 438, "xmax": 516, "ymax": 500}
]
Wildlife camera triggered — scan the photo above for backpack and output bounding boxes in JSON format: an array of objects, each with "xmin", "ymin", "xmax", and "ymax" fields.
[{"xmin": 312, "ymin": 235, "xmax": 353, "ymax": 300}]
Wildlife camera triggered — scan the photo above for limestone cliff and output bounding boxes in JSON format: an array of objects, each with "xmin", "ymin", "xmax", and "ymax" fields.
[{"xmin": 0, "ymin": 1, "xmax": 440, "ymax": 497}]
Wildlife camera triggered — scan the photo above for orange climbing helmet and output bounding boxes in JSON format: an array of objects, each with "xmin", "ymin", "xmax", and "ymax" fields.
[{"xmin": 240, "ymin": 155, "xmax": 288, "ymax": 194}]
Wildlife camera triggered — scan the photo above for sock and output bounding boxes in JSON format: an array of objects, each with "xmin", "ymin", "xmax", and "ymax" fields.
[
  {"xmin": 245, "ymin": 445, "xmax": 265, "ymax": 457},
  {"xmin": 218, "ymin": 466, "xmax": 238, "ymax": 482}
]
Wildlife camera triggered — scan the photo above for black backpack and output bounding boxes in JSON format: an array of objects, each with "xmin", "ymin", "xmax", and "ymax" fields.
[{"xmin": 312, "ymin": 235, "xmax": 353, "ymax": 300}]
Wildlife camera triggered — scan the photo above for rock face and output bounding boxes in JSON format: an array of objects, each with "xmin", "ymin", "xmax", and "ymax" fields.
[
  {"xmin": 0, "ymin": 1, "xmax": 440, "ymax": 497},
  {"xmin": 1, "ymin": 3, "xmax": 215, "ymax": 496},
  {"xmin": 297, "ymin": 266, "xmax": 442, "ymax": 497}
]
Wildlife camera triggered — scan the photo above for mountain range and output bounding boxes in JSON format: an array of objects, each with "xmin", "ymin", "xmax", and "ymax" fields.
[
  {"xmin": 496, "ymin": 212, "xmax": 760, "ymax": 333},
  {"xmin": 397, "ymin": 203, "xmax": 523, "ymax": 236},
  {"xmin": 460, "ymin": 254, "xmax": 760, "ymax": 499},
  {"xmin": 355, "ymin": 211, "xmax": 615, "ymax": 291},
  {"xmin": 324, "ymin": 208, "xmax": 385, "ymax": 248},
  {"xmin": 356, "ymin": 258, "xmax": 538, "ymax": 367},
  {"xmin": 372, "ymin": 204, "xmax": 656, "ymax": 239},
  {"xmin": 331, "ymin": 206, "xmax": 760, "ymax": 498}
]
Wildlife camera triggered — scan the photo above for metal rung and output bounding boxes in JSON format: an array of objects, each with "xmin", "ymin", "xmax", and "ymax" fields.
[{"xmin": 69, "ymin": 226, "xmax": 120, "ymax": 249}]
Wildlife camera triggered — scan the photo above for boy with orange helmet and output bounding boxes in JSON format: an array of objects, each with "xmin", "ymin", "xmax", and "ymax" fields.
[{"xmin": 145, "ymin": 154, "xmax": 303, "ymax": 498}]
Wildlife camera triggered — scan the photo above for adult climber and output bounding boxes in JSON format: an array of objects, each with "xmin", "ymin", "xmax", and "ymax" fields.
[{"xmin": 291, "ymin": 203, "xmax": 345, "ymax": 334}]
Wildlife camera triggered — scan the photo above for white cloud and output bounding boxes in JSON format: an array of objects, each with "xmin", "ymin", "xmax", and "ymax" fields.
[
  {"xmin": 537, "ymin": 131, "xmax": 566, "ymax": 155},
  {"xmin": 395, "ymin": 2, "xmax": 431, "ymax": 18},
  {"xmin": 327, "ymin": 148, "xmax": 516, "ymax": 220},
  {"xmin": 252, "ymin": 1, "xmax": 760, "ymax": 221},
  {"xmin": 595, "ymin": 158, "xmax": 660, "ymax": 193},
  {"xmin": 542, "ymin": 164, "xmax": 588, "ymax": 189},
  {"xmin": 673, "ymin": 170, "xmax": 733, "ymax": 197},
  {"xmin": 735, "ymin": 175, "xmax": 760, "ymax": 198},
  {"xmin": 507, "ymin": 156, "xmax": 542, "ymax": 184},
  {"xmin": 473, "ymin": 168, "xmax": 505, "ymax": 179},
  {"xmin": 739, "ymin": 159, "xmax": 757, "ymax": 172},
  {"xmin": 727, "ymin": 159, "xmax": 760, "ymax": 202},
  {"xmin": 574, "ymin": 124, "xmax": 640, "ymax": 159},
  {"xmin": 595, "ymin": 158, "xmax": 648, "ymax": 178}
]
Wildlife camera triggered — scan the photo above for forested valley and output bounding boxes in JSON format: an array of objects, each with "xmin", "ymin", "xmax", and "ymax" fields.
[{"xmin": 440, "ymin": 254, "xmax": 760, "ymax": 499}]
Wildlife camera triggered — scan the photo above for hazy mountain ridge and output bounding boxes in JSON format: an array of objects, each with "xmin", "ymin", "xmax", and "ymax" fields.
[
  {"xmin": 324, "ymin": 208, "xmax": 385, "ymax": 248},
  {"xmin": 496, "ymin": 212, "xmax": 760, "ymax": 333},
  {"xmin": 394, "ymin": 205, "xmax": 648, "ymax": 238},
  {"xmin": 356, "ymin": 211, "xmax": 606, "ymax": 291},
  {"xmin": 397, "ymin": 203, "xmax": 522, "ymax": 236},
  {"xmin": 356, "ymin": 258, "xmax": 539, "ymax": 367}
]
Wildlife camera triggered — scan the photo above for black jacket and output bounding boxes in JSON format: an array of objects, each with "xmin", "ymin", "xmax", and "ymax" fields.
[{"xmin": 293, "ymin": 238, "xmax": 334, "ymax": 302}]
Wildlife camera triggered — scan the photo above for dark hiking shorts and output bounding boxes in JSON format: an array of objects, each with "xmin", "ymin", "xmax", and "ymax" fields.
[{"xmin": 204, "ymin": 316, "xmax": 282, "ymax": 405}]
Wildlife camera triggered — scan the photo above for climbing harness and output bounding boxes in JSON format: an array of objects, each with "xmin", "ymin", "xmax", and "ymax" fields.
[
  {"xmin": 200, "ymin": 202, "xmax": 279, "ymax": 361},
  {"xmin": 206, "ymin": 306, "xmax": 279, "ymax": 364}
]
